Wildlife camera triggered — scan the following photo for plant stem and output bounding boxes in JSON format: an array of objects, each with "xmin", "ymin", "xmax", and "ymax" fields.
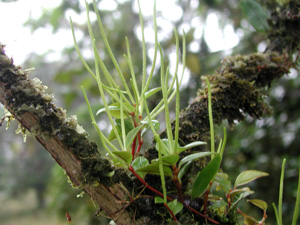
[
  {"xmin": 129, "ymin": 165, "xmax": 219, "ymax": 224},
  {"xmin": 292, "ymin": 157, "xmax": 300, "ymax": 225},
  {"xmin": 206, "ymin": 77, "xmax": 215, "ymax": 154},
  {"xmin": 278, "ymin": 159, "xmax": 286, "ymax": 225},
  {"xmin": 131, "ymin": 138, "xmax": 137, "ymax": 160},
  {"xmin": 128, "ymin": 165, "xmax": 172, "ymax": 201},
  {"xmin": 203, "ymin": 182, "xmax": 213, "ymax": 215},
  {"xmin": 164, "ymin": 202, "xmax": 178, "ymax": 221},
  {"xmin": 172, "ymin": 166, "xmax": 184, "ymax": 203}
]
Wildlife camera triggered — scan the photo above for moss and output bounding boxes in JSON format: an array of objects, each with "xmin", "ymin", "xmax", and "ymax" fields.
[
  {"xmin": 0, "ymin": 44, "xmax": 114, "ymax": 187},
  {"xmin": 267, "ymin": 0, "xmax": 300, "ymax": 53}
]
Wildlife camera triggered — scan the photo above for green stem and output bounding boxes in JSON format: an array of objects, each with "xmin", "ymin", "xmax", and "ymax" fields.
[
  {"xmin": 206, "ymin": 77, "xmax": 215, "ymax": 154},
  {"xmin": 292, "ymin": 157, "xmax": 300, "ymax": 225},
  {"xmin": 92, "ymin": 0, "xmax": 134, "ymax": 104},
  {"xmin": 278, "ymin": 158, "xmax": 286, "ymax": 225}
]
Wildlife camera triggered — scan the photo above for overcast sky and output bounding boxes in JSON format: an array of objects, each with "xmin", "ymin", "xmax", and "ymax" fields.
[{"xmin": 0, "ymin": 0, "xmax": 239, "ymax": 66}]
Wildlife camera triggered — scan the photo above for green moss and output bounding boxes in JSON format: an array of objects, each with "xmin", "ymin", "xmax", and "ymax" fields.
[
  {"xmin": 0, "ymin": 44, "xmax": 114, "ymax": 186},
  {"xmin": 267, "ymin": 0, "xmax": 300, "ymax": 53}
]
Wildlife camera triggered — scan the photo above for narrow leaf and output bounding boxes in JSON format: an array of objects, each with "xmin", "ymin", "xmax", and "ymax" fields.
[
  {"xmin": 179, "ymin": 152, "xmax": 215, "ymax": 167},
  {"xmin": 177, "ymin": 141, "xmax": 207, "ymax": 153},
  {"xmin": 191, "ymin": 154, "xmax": 221, "ymax": 199},
  {"xmin": 230, "ymin": 187, "xmax": 252, "ymax": 198},
  {"xmin": 136, "ymin": 164, "xmax": 173, "ymax": 177},
  {"xmin": 156, "ymin": 139, "xmax": 173, "ymax": 155},
  {"xmin": 235, "ymin": 170, "xmax": 269, "ymax": 188},
  {"xmin": 107, "ymin": 119, "xmax": 134, "ymax": 141},
  {"xmin": 145, "ymin": 87, "xmax": 162, "ymax": 99},
  {"xmin": 178, "ymin": 161, "xmax": 192, "ymax": 181},
  {"xmin": 151, "ymin": 154, "xmax": 180, "ymax": 166},
  {"xmin": 112, "ymin": 151, "xmax": 132, "ymax": 165},
  {"xmin": 141, "ymin": 119, "xmax": 160, "ymax": 131},
  {"xmin": 125, "ymin": 125, "xmax": 143, "ymax": 151},
  {"xmin": 244, "ymin": 217, "xmax": 258, "ymax": 225},
  {"xmin": 96, "ymin": 106, "xmax": 127, "ymax": 119},
  {"xmin": 248, "ymin": 199, "xmax": 268, "ymax": 211},
  {"xmin": 292, "ymin": 158, "xmax": 300, "ymax": 225},
  {"xmin": 229, "ymin": 190, "xmax": 254, "ymax": 212}
]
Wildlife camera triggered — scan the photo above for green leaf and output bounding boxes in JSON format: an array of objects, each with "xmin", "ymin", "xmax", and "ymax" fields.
[
  {"xmin": 230, "ymin": 187, "xmax": 252, "ymax": 198},
  {"xmin": 156, "ymin": 139, "xmax": 173, "ymax": 155},
  {"xmin": 191, "ymin": 154, "xmax": 221, "ymax": 199},
  {"xmin": 151, "ymin": 154, "xmax": 179, "ymax": 166},
  {"xmin": 235, "ymin": 170, "xmax": 269, "ymax": 188},
  {"xmin": 132, "ymin": 156, "xmax": 149, "ymax": 178},
  {"xmin": 248, "ymin": 199, "xmax": 268, "ymax": 211},
  {"xmin": 108, "ymin": 119, "xmax": 134, "ymax": 141},
  {"xmin": 136, "ymin": 164, "xmax": 173, "ymax": 177},
  {"xmin": 145, "ymin": 87, "xmax": 162, "ymax": 99},
  {"xmin": 141, "ymin": 120, "xmax": 160, "ymax": 131},
  {"xmin": 125, "ymin": 125, "xmax": 143, "ymax": 151},
  {"xmin": 244, "ymin": 217, "xmax": 258, "ymax": 225},
  {"xmin": 168, "ymin": 199, "xmax": 183, "ymax": 216},
  {"xmin": 178, "ymin": 161, "xmax": 192, "ymax": 181},
  {"xmin": 179, "ymin": 152, "xmax": 214, "ymax": 167},
  {"xmin": 240, "ymin": 0, "xmax": 270, "ymax": 33},
  {"xmin": 208, "ymin": 198, "xmax": 228, "ymax": 210},
  {"xmin": 96, "ymin": 102, "xmax": 135, "ymax": 118},
  {"xmin": 96, "ymin": 105, "xmax": 126, "ymax": 119},
  {"xmin": 229, "ymin": 190, "xmax": 254, "ymax": 212},
  {"xmin": 177, "ymin": 141, "xmax": 207, "ymax": 153},
  {"xmin": 154, "ymin": 196, "xmax": 164, "ymax": 204},
  {"xmin": 112, "ymin": 151, "xmax": 132, "ymax": 165},
  {"xmin": 214, "ymin": 172, "xmax": 231, "ymax": 193}
]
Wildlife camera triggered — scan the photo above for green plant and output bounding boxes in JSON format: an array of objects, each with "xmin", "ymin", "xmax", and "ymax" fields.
[
  {"xmin": 67, "ymin": 0, "xmax": 273, "ymax": 223},
  {"xmin": 273, "ymin": 158, "xmax": 300, "ymax": 225}
]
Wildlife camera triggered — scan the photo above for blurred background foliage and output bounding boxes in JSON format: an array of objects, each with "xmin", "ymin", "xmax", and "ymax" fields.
[{"xmin": 0, "ymin": 0, "xmax": 299, "ymax": 224}]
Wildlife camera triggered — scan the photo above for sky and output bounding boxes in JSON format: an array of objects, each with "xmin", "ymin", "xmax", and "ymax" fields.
[{"xmin": 0, "ymin": 0, "xmax": 240, "ymax": 66}]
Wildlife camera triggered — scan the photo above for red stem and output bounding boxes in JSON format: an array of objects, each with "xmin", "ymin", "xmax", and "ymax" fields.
[
  {"xmin": 131, "ymin": 114, "xmax": 139, "ymax": 160},
  {"xmin": 129, "ymin": 165, "xmax": 220, "ymax": 224},
  {"xmin": 129, "ymin": 165, "xmax": 173, "ymax": 201},
  {"xmin": 164, "ymin": 202, "xmax": 177, "ymax": 221},
  {"xmin": 131, "ymin": 137, "xmax": 137, "ymax": 160},
  {"xmin": 203, "ymin": 182, "xmax": 213, "ymax": 215},
  {"xmin": 172, "ymin": 166, "xmax": 184, "ymax": 203},
  {"xmin": 136, "ymin": 115, "xmax": 143, "ymax": 155},
  {"xmin": 136, "ymin": 131, "xmax": 143, "ymax": 155}
]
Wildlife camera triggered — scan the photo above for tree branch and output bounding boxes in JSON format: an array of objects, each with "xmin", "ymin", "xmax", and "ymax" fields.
[{"xmin": 0, "ymin": 45, "xmax": 133, "ymax": 225}]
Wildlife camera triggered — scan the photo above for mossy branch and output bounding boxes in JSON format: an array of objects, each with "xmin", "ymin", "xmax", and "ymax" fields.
[
  {"xmin": 0, "ymin": 1, "xmax": 299, "ymax": 224},
  {"xmin": 0, "ymin": 44, "xmax": 133, "ymax": 225}
]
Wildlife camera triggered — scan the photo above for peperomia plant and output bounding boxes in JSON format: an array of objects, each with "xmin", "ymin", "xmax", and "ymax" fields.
[{"xmin": 69, "ymin": 0, "xmax": 272, "ymax": 223}]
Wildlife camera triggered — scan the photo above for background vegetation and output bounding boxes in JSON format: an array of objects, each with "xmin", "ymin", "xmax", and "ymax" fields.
[{"xmin": 0, "ymin": 0, "xmax": 298, "ymax": 224}]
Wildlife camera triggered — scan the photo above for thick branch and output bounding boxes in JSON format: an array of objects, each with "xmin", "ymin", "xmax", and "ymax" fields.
[{"xmin": 0, "ymin": 45, "xmax": 133, "ymax": 225}]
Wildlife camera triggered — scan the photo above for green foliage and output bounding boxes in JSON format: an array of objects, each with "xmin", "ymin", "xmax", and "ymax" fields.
[
  {"xmin": 273, "ymin": 158, "xmax": 300, "ymax": 225},
  {"xmin": 191, "ymin": 154, "xmax": 221, "ymax": 199},
  {"xmin": 234, "ymin": 170, "xmax": 269, "ymax": 188},
  {"xmin": 36, "ymin": 0, "xmax": 298, "ymax": 223},
  {"xmin": 240, "ymin": 0, "xmax": 270, "ymax": 33}
]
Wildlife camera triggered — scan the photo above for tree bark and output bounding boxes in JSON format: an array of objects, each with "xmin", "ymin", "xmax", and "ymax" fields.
[{"xmin": 0, "ymin": 46, "xmax": 133, "ymax": 225}]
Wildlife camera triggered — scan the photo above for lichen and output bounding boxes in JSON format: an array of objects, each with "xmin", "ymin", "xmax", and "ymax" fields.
[{"xmin": 0, "ymin": 44, "xmax": 114, "ymax": 187}]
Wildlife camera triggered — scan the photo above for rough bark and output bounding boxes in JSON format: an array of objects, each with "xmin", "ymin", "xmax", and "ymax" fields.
[{"xmin": 0, "ymin": 47, "xmax": 133, "ymax": 225}]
